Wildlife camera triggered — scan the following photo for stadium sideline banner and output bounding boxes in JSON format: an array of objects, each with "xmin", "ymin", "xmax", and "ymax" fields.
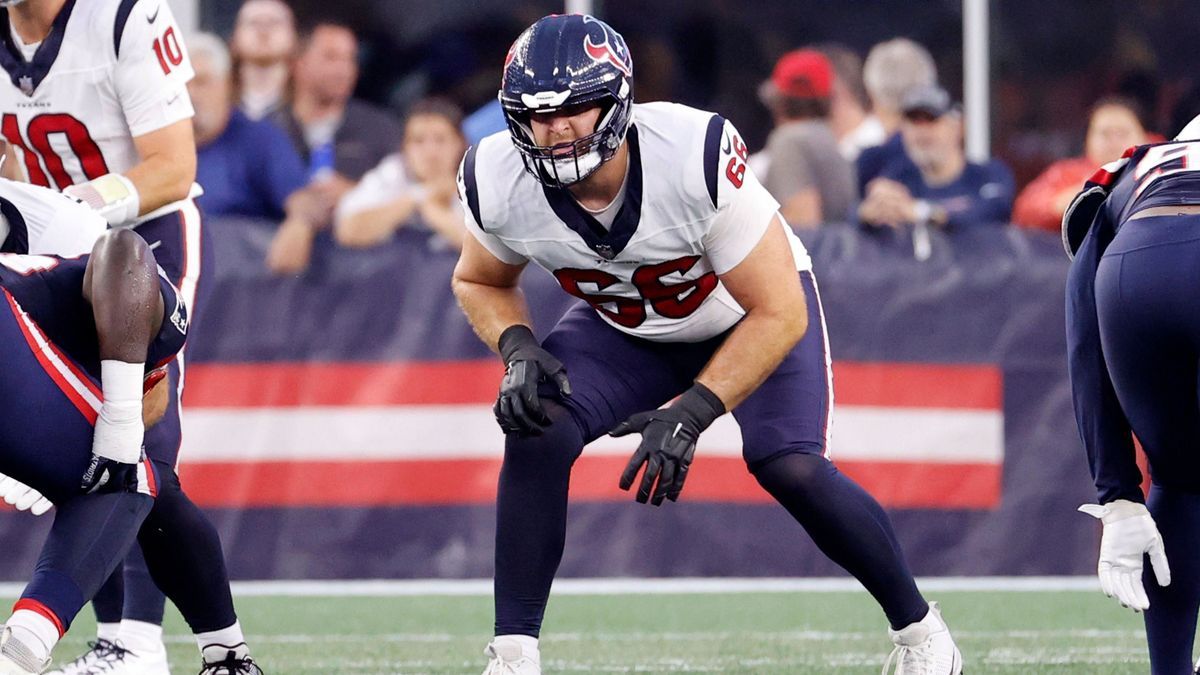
[{"xmin": 0, "ymin": 221, "xmax": 1097, "ymax": 579}]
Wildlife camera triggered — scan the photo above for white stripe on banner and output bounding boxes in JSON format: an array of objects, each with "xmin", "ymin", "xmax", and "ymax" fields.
[{"xmin": 181, "ymin": 405, "xmax": 1002, "ymax": 463}]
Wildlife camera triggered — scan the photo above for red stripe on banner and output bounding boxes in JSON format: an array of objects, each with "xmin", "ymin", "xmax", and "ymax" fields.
[
  {"xmin": 834, "ymin": 362, "xmax": 1000, "ymax": 409},
  {"xmin": 179, "ymin": 457, "xmax": 1000, "ymax": 510},
  {"xmin": 185, "ymin": 361, "xmax": 1000, "ymax": 410}
]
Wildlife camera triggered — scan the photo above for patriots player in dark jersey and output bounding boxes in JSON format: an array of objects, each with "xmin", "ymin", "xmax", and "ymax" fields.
[
  {"xmin": 0, "ymin": 229, "xmax": 262, "ymax": 675},
  {"xmin": 0, "ymin": 229, "xmax": 173, "ymax": 674},
  {"xmin": 1066, "ymin": 119, "xmax": 1200, "ymax": 675}
]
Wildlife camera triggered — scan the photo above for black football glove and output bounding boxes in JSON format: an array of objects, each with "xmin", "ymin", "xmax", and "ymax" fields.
[
  {"xmin": 494, "ymin": 325, "xmax": 571, "ymax": 436},
  {"xmin": 80, "ymin": 453, "xmax": 142, "ymax": 495},
  {"xmin": 612, "ymin": 383, "xmax": 725, "ymax": 506}
]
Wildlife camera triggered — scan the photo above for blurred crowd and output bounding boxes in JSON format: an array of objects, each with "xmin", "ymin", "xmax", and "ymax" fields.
[
  {"xmin": 189, "ymin": 0, "xmax": 469, "ymax": 275},
  {"xmin": 194, "ymin": 0, "xmax": 1164, "ymax": 277}
]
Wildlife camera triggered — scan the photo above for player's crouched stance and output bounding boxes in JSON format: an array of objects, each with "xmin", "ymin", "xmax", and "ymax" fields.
[
  {"xmin": 0, "ymin": 231, "xmax": 259, "ymax": 675},
  {"xmin": 453, "ymin": 14, "xmax": 962, "ymax": 675},
  {"xmin": 1065, "ymin": 118, "xmax": 1200, "ymax": 675}
]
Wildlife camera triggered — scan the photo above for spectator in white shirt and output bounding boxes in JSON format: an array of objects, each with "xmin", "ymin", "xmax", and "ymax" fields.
[{"xmin": 335, "ymin": 99, "xmax": 467, "ymax": 250}]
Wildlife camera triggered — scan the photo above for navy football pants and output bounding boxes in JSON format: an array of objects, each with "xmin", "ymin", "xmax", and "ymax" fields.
[
  {"xmin": 1096, "ymin": 215, "xmax": 1200, "ymax": 675},
  {"xmin": 494, "ymin": 272, "xmax": 928, "ymax": 636},
  {"xmin": 0, "ymin": 286, "xmax": 154, "ymax": 632}
]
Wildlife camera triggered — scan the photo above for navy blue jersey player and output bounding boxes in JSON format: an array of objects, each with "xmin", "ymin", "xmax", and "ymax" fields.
[
  {"xmin": 0, "ymin": 230, "xmax": 176, "ymax": 674},
  {"xmin": 454, "ymin": 14, "xmax": 962, "ymax": 675},
  {"xmin": 1066, "ymin": 117, "xmax": 1200, "ymax": 674}
]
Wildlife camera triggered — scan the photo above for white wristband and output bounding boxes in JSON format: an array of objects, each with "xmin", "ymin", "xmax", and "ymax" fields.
[
  {"xmin": 64, "ymin": 174, "xmax": 141, "ymax": 227},
  {"xmin": 93, "ymin": 360, "xmax": 145, "ymax": 464}
]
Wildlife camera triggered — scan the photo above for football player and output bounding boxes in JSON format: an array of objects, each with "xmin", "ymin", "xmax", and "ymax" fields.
[
  {"xmin": 0, "ymin": 1, "xmax": 243, "ymax": 672},
  {"xmin": 1066, "ymin": 115, "xmax": 1200, "ymax": 675},
  {"xmin": 0, "ymin": 229, "xmax": 173, "ymax": 674},
  {"xmin": 452, "ymin": 14, "xmax": 962, "ymax": 675}
]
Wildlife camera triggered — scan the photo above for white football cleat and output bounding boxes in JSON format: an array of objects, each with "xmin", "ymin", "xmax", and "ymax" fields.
[
  {"xmin": 42, "ymin": 639, "xmax": 116, "ymax": 675},
  {"xmin": 481, "ymin": 637, "xmax": 540, "ymax": 675},
  {"xmin": 0, "ymin": 626, "xmax": 50, "ymax": 674},
  {"xmin": 45, "ymin": 639, "xmax": 169, "ymax": 675},
  {"xmin": 882, "ymin": 601, "xmax": 963, "ymax": 675}
]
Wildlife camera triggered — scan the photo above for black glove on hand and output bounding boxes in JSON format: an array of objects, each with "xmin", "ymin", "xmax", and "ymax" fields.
[
  {"xmin": 80, "ymin": 453, "xmax": 142, "ymax": 495},
  {"xmin": 494, "ymin": 325, "xmax": 571, "ymax": 436},
  {"xmin": 612, "ymin": 383, "xmax": 725, "ymax": 505}
]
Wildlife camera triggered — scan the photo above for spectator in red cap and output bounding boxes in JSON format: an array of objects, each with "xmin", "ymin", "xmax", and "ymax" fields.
[{"xmin": 756, "ymin": 48, "xmax": 857, "ymax": 228}]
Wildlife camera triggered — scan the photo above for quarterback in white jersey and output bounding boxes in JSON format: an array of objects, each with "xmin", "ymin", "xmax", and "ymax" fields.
[{"xmin": 454, "ymin": 15, "xmax": 962, "ymax": 675}]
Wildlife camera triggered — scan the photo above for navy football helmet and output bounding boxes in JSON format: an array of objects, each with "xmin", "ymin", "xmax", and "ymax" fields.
[{"xmin": 499, "ymin": 14, "xmax": 634, "ymax": 188}]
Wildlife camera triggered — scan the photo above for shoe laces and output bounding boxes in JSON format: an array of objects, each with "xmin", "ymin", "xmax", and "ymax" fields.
[
  {"xmin": 199, "ymin": 655, "xmax": 263, "ymax": 675},
  {"xmin": 881, "ymin": 642, "xmax": 938, "ymax": 675},
  {"xmin": 483, "ymin": 644, "xmax": 528, "ymax": 675},
  {"xmin": 82, "ymin": 641, "xmax": 131, "ymax": 674}
]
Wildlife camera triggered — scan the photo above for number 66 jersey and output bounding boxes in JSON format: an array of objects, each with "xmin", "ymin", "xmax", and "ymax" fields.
[
  {"xmin": 0, "ymin": 0, "xmax": 193, "ymax": 190},
  {"xmin": 460, "ymin": 101, "xmax": 813, "ymax": 343}
]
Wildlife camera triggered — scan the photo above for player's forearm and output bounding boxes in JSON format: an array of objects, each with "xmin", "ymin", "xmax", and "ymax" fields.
[
  {"xmin": 696, "ymin": 307, "xmax": 807, "ymax": 410},
  {"xmin": 125, "ymin": 150, "xmax": 195, "ymax": 214},
  {"xmin": 86, "ymin": 230, "xmax": 162, "ymax": 362},
  {"xmin": 418, "ymin": 201, "xmax": 466, "ymax": 250},
  {"xmin": 451, "ymin": 277, "xmax": 533, "ymax": 355},
  {"xmin": 335, "ymin": 197, "xmax": 416, "ymax": 248}
]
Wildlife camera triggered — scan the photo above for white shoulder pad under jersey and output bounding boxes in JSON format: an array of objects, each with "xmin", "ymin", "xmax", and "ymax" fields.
[
  {"xmin": 0, "ymin": 0, "xmax": 194, "ymax": 190},
  {"xmin": 0, "ymin": 178, "xmax": 106, "ymax": 255},
  {"xmin": 460, "ymin": 101, "xmax": 811, "ymax": 343}
]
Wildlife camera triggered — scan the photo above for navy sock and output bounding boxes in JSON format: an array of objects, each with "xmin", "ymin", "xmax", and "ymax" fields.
[
  {"xmin": 494, "ymin": 401, "xmax": 583, "ymax": 638},
  {"xmin": 91, "ymin": 564, "xmax": 124, "ymax": 625},
  {"xmin": 1143, "ymin": 484, "xmax": 1200, "ymax": 675},
  {"xmin": 138, "ymin": 464, "xmax": 237, "ymax": 633},
  {"xmin": 752, "ymin": 453, "xmax": 928, "ymax": 629}
]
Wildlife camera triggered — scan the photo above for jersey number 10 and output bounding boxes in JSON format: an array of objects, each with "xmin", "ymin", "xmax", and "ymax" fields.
[{"xmin": 1, "ymin": 113, "xmax": 107, "ymax": 190}]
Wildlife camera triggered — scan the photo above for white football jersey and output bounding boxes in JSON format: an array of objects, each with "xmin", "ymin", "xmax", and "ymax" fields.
[
  {"xmin": 0, "ymin": 178, "xmax": 105, "ymax": 256},
  {"xmin": 0, "ymin": 0, "xmax": 194, "ymax": 203},
  {"xmin": 460, "ymin": 102, "xmax": 812, "ymax": 342}
]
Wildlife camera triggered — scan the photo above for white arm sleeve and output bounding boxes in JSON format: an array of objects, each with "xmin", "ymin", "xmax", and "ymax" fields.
[
  {"xmin": 115, "ymin": 0, "xmax": 195, "ymax": 137},
  {"xmin": 702, "ymin": 120, "xmax": 783, "ymax": 275}
]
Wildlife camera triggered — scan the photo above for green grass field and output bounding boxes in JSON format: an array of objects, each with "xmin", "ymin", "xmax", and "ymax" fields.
[{"xmin": 28, "ymin": 590, "xmax": 1164, "ymax": 674}]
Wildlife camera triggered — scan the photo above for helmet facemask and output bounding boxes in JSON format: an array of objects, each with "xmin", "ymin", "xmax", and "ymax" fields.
[{"xmin": 504, "ymin": 88, "xmax": 632, "ymax": 189}]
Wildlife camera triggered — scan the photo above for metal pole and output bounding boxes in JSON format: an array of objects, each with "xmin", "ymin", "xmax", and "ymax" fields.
[
  {"xmin": 963, "ymin": 0, "xmax": 990, "ymax": 161},
  {"xmin": 566, "ymin": 0, "xmax": 595, "ymax": 15}
]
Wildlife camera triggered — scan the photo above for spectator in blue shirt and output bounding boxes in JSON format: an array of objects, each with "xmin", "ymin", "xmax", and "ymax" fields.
[
  {"xmin": 855, "ymin": 38, "xmax": 938, "ymax": 195},
  {"xmin": 858, "ymin": 85, "xmax": 1014, "ymax": 230},
  {"xmin": 188, "ymin": 33, "xmax": 326, "ymax": 274}
]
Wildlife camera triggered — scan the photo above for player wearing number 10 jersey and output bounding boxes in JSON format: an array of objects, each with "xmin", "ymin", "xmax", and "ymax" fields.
[
  {"xmin": 0, "ymin": 2, "xmax": 250, "ymax": 674},
  {"xmin": 453, "ymin": 14, "xmax": 962, "ymax": 675}
]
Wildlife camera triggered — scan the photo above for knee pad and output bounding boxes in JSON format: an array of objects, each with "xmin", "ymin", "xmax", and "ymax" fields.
[{"xmin": 503, "ymin": 400, "xmax": 586, "ymax": 468}]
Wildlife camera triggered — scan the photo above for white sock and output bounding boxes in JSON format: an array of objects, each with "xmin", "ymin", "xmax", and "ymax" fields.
[
  {"xmin": 6, "ymin": 609, "xmax": 58, "ymax": 664},
  {"xmin": 196, "ymin": 621, "xmax": 248, "ymax": 663},
  {"xmin": 496, "ymin": 634, "xmax": 539, "ymax": 661},
  {"xmin": 116, "ymin": 620, "xmax": 164, "ymax": 654},
  {"xmin": 96, "ymin": 622, "xmax": 120, "ymax": 643}
]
